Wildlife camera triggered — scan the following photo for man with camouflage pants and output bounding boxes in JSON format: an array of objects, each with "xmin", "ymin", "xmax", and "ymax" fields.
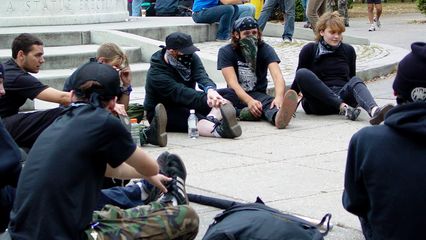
[{"xmin": 5, "ymin": 62, "xmax": 198, "ymax": 240}]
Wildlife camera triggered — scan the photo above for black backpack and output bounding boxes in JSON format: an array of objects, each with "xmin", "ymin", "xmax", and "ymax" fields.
[{"xmin": 189, "ymin": 195, "xmax": 331, "ymax": 240}]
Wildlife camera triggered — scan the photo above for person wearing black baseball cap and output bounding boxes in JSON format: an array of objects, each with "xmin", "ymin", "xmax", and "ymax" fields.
[
  {"xmin": 7, "ymin": 61, "xmax": 199, "ymax": 240},
  {"xmin": 218, "ymin": 16, "xmax": 298, "ymax": 129},
  {"xmin": 144, "ymin": 32, "xmax": 242, "ymax": 139},
  {"xmin": 343, "ymin": 42, "xmax": 426, "ymax": 240}
]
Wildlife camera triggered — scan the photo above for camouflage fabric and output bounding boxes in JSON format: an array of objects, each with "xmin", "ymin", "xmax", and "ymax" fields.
[
  {"xmin": 85, "ymin": 203, "xmax": 199, "ymax": 240},
  {"xmin": 127, "ymin": 103, "xmax": 145, "ymax": 123}
]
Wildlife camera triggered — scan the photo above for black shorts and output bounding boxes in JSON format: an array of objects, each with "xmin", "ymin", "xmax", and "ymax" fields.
[{"xmin": 367, "ymin": 0, "xmax": 381, "ymax": 4}]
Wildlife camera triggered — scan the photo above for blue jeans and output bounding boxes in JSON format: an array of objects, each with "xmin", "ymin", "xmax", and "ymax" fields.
[
  {"xmin": 97, "ymin": 183, "xmax": 146, "ymax": 210},
  {"xmin": 257, "ymin": 0, "xmax": 295, "ymax": 39},
  {"xmin": 192, "ymin": 4, "xmax": 255, "ymax": 40},
  {"xmin": 132, "ymin": 0, "xmax": 143, "ymax": 16}
]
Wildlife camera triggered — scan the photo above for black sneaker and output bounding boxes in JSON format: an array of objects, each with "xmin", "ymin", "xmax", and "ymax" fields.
[
  {"xmin": 369, "ymin": 104, "xmax": 393, "ymax": 125},
  {"xmin": 141, "ymin": 103, "xmax": 167, "ymax": 147},
  {"xmin": 159, "ymin": 153, "xmax": 189, "ymax": 205},
  {"xmin": 214, "ymin": 104, "xmax": 242, "ymax": 138},
  {"xmin": 133, "ymin": 151, "xmax": 171, "ymax": 204},
  {"xmin": 341, "ymin": 105, "xmax": 361, "ymax": 121}
]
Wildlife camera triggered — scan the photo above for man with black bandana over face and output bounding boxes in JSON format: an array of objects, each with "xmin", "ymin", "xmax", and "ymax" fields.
[
  {"xmin": 218, "ymin": 16, "xmax": 298, "ymax": 129},
  {"xmin": 291, "ymin": 12, "xmax": 392, "ymax": 124},
  {"xmin": 144, "ymin": 32, "xmax": 242, "ymax": 139}
]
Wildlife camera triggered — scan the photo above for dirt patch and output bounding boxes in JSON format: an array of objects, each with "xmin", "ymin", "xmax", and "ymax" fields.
[{"xmin": 349, "ymin": 2, "xmax": 421, "ymax": 18}]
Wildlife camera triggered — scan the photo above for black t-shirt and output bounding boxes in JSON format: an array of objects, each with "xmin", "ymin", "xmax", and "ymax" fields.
[
  {"xmin": 217, "ymin": 42, "xmax": 280, "ymax": 93},
  {"xmin": 0, "ymin": 59, "xmax": 48, "ymax": 118},
  {"xmin": 9, "ymin": 104, "xmax": 136, "ymax": 240}
]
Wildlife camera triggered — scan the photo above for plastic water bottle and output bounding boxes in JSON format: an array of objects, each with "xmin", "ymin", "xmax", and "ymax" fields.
[
  {"xmin": 130, "ymin": 118, "xmax": 141, "ymax": 146},
  {"xmin": 187, "ymin": 109, "xmax": 199, "ymax": 139}
]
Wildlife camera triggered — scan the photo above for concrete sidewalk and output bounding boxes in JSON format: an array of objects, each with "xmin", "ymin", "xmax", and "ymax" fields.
[{"xmin": 9, "ymin": 11, "xmax": 424, "ymax": 239}]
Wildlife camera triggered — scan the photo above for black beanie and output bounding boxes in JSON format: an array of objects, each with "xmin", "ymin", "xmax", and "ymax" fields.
[{"xmin": 393, "ymin": 42, "xmax": 426, "ymax": 102}]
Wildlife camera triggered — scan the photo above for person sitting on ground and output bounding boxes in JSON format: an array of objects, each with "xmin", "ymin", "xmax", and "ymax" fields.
[
  {"xmin": 0, "ymin": 63, "xmax": 162, "ymax": 231},
  {"xmin": 291, "ymin": 12, "xmax": 392, "ymax": 124},
  {"xmin": 0, "ymin": 33, "xmax": 72, "ymax": 149},
  {"xmin": 6, "ymin": 62, "xmax": 199, "ymax": 240},
  {"xmin": 192, "ymin": 0, "xmax": 255, "ymax": 41},
  {"xmin": 144, "ymin": 32, "xmax": 242, "ymax": 139},
  {"xmin": 342, "ymin": 42, "xmax": 426, "ymax": 240},
  {"xmin": 63, "ymin": 42, "xmax": 167, "ymax": 147},
  {"xmin": 218, "ymin": 17, "xmax": 298, "ymax": 129}
]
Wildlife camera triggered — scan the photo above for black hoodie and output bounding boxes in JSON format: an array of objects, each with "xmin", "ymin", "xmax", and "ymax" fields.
[
  {"xmin": 144, "ymin": 49, "xmax": 216, "ymax": 114},
  {"xmin": 342, "ymin": 102, "xmax": 426, "ymax": 240}
]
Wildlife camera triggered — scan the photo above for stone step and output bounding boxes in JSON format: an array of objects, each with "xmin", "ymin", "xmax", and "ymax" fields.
[
  {"xmin": 0, "ymin": 44, "xmax": 143, "ymax": 70},
  {"xmin": 0, "ymin": 31, "xmax": 91, "ymax": 49},
  {"xmin": 32, "ymin": 62, "xmax": 150, "ymax": 90}
]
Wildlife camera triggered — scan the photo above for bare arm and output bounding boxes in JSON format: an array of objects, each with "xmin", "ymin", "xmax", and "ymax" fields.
[
  {"xmin": 117, "ymin": 66, "xmax": 132, "ymax": 109},
  {"xmin": 105, "ymin": 162, "xmax": 143, "ymax": 179},
  {"xmin": 36, "ymin": 87, "xmax": 72, "ymax": 106},
  {"xmin": 268, "ymin": 62, "xmax": 285, "ymax": 108}
]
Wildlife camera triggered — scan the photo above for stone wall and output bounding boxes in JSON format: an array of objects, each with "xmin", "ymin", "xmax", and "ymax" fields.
[{"xmin": 0, "ymin": 0, "xmax": 128, "ymax": 27}]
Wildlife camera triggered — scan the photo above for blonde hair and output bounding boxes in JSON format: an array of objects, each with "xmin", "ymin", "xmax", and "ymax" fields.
[
  {"xmin": 96, "ymin": 43, "xmax": 129, "ymax": 69},
  {"xmin": 314, "ymin": 11, "xmax": 345, "ymax": 41}
]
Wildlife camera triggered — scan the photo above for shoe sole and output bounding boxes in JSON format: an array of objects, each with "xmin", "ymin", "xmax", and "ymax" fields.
[
  {"xmin": 369, "ymin": 104, "xmax": 393, "ymax": 125},
  {"xmin": 154, "ymin": 103, "xmax": 168, "ymax": 147},
  {"xmin": 275, "ymin": 90, "xmax": 298, "ymax": 129},
  {"xmin": 220, "ymin": 104, "xmax": 242, "ymax": 138}
]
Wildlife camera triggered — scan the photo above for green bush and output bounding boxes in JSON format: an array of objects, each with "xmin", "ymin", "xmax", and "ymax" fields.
[
  {"xmin": 269, "ymin": 0, "xmax": 306, "ymax": 22},
  {"xmin": 417, "ymin": 0, "xmax": 426, "ymax": 14}
]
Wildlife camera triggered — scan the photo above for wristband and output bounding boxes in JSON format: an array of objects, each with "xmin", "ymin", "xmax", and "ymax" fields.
[
  {"xmin": 204, "ymin": 86, "xmax": 216, "ymax": 93},
  {"xmin": 121, "ymin": 85, "xmax": 133, "ymax": 95}
]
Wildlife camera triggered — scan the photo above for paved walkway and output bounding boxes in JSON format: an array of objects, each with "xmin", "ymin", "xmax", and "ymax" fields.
[{"xmin": 20, "ymin": 12, "xmax": 425, "ymax": 239}]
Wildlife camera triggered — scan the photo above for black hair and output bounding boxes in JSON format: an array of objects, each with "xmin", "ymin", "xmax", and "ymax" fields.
[{"xmin": 12, "ymin": 33, "xmax": 44, "ymax": 59}]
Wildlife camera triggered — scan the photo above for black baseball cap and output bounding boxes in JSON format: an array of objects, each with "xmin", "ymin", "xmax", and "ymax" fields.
[
  {"xmin": 164, "ymin": 32, "xmax": 200, "ymax": 54},
  {"xmin": 71, "ymin": 61, "xmax": 121, "ymax": 99}
]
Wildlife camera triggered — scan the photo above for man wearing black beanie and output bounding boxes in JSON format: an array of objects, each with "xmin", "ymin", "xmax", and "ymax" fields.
[{"xmin": 342, "ymin": 42, "xmax": 426, "ymax": 240}]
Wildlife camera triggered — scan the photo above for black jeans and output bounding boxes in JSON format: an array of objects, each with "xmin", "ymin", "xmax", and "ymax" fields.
[
  {"xmin": 294, "ymin": 68, "xmax": 377, "ymax": 115},
  {"xmin": 147, "ymin": 88, "xmax": 237, "ymax": 133},
  {"xmin": 3, "ymin": 108, "xmax": 64, "ymax": 149},
  {"xmin": 227, "ymin": 90, "xmax": 279, "ymax": 125}
]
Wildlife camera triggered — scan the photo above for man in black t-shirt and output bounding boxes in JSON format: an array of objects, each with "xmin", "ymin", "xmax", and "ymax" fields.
[
  {"xmin": 7, "ymin": 62, "xmax": 199, "ymax": 240},
  {"xmin": 218, "ymin": 17, "xmax": 298, "ymax": 129},
  {"xmin": 0, "ymin": 33, "xmax": 72, "ymax": 149}
]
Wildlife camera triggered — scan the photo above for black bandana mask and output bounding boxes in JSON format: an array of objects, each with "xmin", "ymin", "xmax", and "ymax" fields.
[
  {"xmin": 176, "ymin": 54, "xmax": 193, "ymax": 69},
  {"xmin": 239, "ymin": 36, "xmax": 258, "ymax": 73}
]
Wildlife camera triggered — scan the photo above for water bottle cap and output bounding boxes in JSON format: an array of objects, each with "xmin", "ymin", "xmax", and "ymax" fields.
[
  {"xmin": 130, "ymin": 118, "xmax": 138, "ymax": 123},
  {"xmin": 190, "ymin": 109, "xmax": 195, "ymax": 114}
]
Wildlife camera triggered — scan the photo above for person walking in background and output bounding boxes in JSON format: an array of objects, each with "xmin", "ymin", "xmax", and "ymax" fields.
[
  {"xmin": 291, "ymin": 12, "xmax": 392, "ymax": 124},
  {"xmin": 306, "ymin": 0, "xmax": 327, "ymax": 30},
  {"xmin": 343, "ymin": 42, "xmax": 426, "ymax": 240},
  {"xmin": 257, "ymin": 0, "xmax": 295, "ymax": 43},
  {"xmin": 367, "ymin": 0, "xmax": 382, "ymax": 31},
  {"xmin": 128, "ymin": 0, "xmax": 133, "ymax": 15},
  {"xmin": 337, "ymin": 0, "xmax": 349, "ymax": 26},
  {"xmin": 192, "ymin": 0, "xmax": 255, "ymax": 41},
  {"xmin": 132, "ymin": 0, "xmax": 143, "ymax": 16}
]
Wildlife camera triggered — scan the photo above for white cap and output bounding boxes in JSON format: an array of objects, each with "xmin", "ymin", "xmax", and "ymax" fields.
[{"xmin": 190, "ymin": 109, "xmax": 195, "ymax": 113}]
